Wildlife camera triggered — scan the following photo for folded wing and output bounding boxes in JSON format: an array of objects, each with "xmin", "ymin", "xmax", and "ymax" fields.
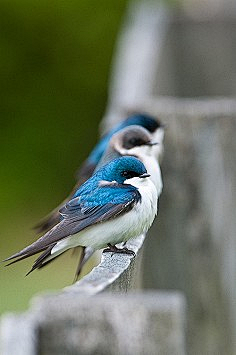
[{"xmin": 4, "ymin": 184, "xmax": 141, "ymax": 264}]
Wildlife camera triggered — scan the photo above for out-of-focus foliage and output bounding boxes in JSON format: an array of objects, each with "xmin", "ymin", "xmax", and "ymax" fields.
[{"xmin": 0, "ymin": 0, "xmax": 127, "ymax": 313}]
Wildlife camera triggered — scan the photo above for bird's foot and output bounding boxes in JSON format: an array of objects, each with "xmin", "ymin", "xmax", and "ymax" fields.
[{"xmin": 103, "ymin": 243, "xmax": 135, "ymax": 256}]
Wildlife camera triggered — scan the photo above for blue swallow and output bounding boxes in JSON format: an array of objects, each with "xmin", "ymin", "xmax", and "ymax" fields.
[
  {"xmin": 74, "ymin": 124, "xmax": 164, "ymax": 278},
  {"xmin": 4, "ymin": 157, "xmax": 158, "ymax": 275},
  {"xmin": 97, "ymin": 125, "xmax": 163, "ymax": 194},
  {"xmin": 83, "ymin": 113, "xmax": 164, "ymax": 179},
  {"xmin": 35, "ymin": 113, "xmax": 164, "ymax": 234}
]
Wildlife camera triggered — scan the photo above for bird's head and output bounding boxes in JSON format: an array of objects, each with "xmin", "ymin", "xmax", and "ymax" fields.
[
  {"xmin": 122, "ymin": 114, "xmax": 165, "ymax": 162},
  {"xmin": 87, "ymin": 113, "xmax": 165, "ymax": 166},
  {"xmin": 98, "ymin": 156, "xmax": 150, "ymax": 184},
  {"xmin": 110, "ymin": 125, "xmax": 158, "ymax": 158}
]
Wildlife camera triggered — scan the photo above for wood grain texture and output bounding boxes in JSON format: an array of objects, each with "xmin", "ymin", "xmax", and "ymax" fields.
[
  {"xmin": 142, "ymin": 106, "xmax": 236, "ymax": 355},
  {"xmin": 35, "ymin": 292, "xmax": 186, "ymax": 355}
]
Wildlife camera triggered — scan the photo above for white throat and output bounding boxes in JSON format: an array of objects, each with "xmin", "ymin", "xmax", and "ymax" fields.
[{"xmin": 124, "ymin": 176, "xmax": 152, "ymax": 189}]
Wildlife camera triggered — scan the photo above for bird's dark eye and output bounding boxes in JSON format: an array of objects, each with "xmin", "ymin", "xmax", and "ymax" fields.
[
  {"xmin": 123, "ymin": 135, "xmax": 147, "ymax": 149},
  {"xmin": 122, "ymin": 170, "xmax": 139, "ymax": 179},
  {"xmin": 129, "ymin": 138, "xmax": 138, "ymax": 146},
  {"xmin": 128, "ymin": 138, "xmax": 144, "ymax": 147},
  {"xmin": 122, "ymin": 171, "xmax": 129, "ymax": 177}
]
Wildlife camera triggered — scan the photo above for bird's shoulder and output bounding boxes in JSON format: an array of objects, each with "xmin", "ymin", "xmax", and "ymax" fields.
[{"xmin": 60, "ymin": 181, "xmax": 141, "ymax": 219}]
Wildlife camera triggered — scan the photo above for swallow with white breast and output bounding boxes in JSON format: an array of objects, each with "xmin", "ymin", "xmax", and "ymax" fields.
[
  {"xmin": 4, "ymin": 157, "xmax": 158, "ymax": 277},
  {"xmin": 97, "ymin": 125, "xmax": 163, "ymax": 195},
  {"xmin": 74, "ymin": 125, "xmax": 164, "ymax": 277},
  {"xmin": 34, "ymin": 113, "xmax": 164, "ymax": 234}
]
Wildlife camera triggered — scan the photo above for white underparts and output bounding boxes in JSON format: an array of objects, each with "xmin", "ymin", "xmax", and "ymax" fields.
[{"xmin": 51, "ymin": 176, "xmax": 157, "ymax": 255}]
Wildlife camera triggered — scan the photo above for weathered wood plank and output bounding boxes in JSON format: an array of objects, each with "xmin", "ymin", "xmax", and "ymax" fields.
[
  {"xmin": 0, "ymin": 313, "xmax": 37, "ymax": 355},
  {"xmin": 35, "ymin": 292, "xmax": 186, "ymax": 355},
  {"xmin": 142, "ymin": 103, "xmax": 236, "ymax": 355},
  {"xmin": 1, "ymin": 292, "xmax": 186, "ymax": 355},
  {"xmin": 63, "ymin": 235, "xmax": 145, "ymax": 295}
]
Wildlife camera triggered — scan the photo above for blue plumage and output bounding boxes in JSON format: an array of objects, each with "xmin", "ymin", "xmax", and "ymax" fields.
[
  {"xmin": 64, "ymin": 157, "xmax": 145, "ymax": 210},
  {"xmin": 34, "ymin": 113, "xmax": 162, "ymax": 234},
  {"xmin": 4, "ymin": 111, "xmax": 163, "ymax": 280},
  {"xmin": 71, "ymin": 183, "xmax": 139, "ymax": 208},
  {"xmin": 74, "ymin": 155, "xmax": 147, "ymax": 196},
  {"xmin": 5, "ymin": 156, "xmax": 155, "ymax": 271},
  {"xmin": 87, "ymin": 113, "xmax": 161, "ymax": 165}
]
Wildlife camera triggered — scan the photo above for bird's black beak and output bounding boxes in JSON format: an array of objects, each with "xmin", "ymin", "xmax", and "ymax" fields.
[
  {"xmin": 139, "ymin": 173, "xmax": 150, "ymax": 178},
  {"xmin": 145, "ymin": 141, "xmax": 159, "ymax": 146}
]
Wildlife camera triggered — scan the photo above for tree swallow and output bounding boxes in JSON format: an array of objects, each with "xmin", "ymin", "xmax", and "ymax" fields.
[
  {"xmin": 78, "ymin": 113, "xmax": 164, "ymax": 183},
  {"xmin": 97, "ymin": 125, "xmax": 163, "ymax": 195},
  {"xmin": 74, "ymin": 125, "xmax": 164, "ymax": 278},
  {"xmin": 35, "ymin": 113, "xmax": 164, "ymax": 234},
  {"xmin": 4, "ymin": 157, "xmax": 158, "ymax": 276}
]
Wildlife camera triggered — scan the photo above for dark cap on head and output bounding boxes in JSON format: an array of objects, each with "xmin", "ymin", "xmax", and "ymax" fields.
[
  {"xmin": 111, "ymin": 125, "xmax": 153, "ymax": 150},
  {"xmin": 124, "ymin": 113, "xmax": 163, "ymax": 133}
]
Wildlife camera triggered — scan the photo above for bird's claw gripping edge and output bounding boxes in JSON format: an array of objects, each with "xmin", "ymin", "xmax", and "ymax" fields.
[{"xmin": 103, "ymin": 243, "xmax": 135, "ymax": 256}]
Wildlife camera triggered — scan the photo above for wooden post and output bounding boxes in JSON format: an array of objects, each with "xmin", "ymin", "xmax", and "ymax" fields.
[{"xmin": 142, "ymin": 99, "xmax": 236, "ymax": 355}]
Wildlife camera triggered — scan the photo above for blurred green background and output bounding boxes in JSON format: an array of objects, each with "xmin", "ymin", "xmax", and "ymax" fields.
[{"xmin": 0, "ymin": 0, "xmax": 128, "ymax": 314}]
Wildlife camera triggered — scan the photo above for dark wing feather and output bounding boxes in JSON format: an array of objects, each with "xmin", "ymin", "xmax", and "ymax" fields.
[
  {"xmin": 4, "ymin": 189, "xmax": 140, "ymax": 263},
  {"xmin": 33, "ymin": 206, "xmax": 64, "ymax": 234},
  {"xmin": 25, "ymin": 243, "xmax": 64, "ymax": 275}
]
